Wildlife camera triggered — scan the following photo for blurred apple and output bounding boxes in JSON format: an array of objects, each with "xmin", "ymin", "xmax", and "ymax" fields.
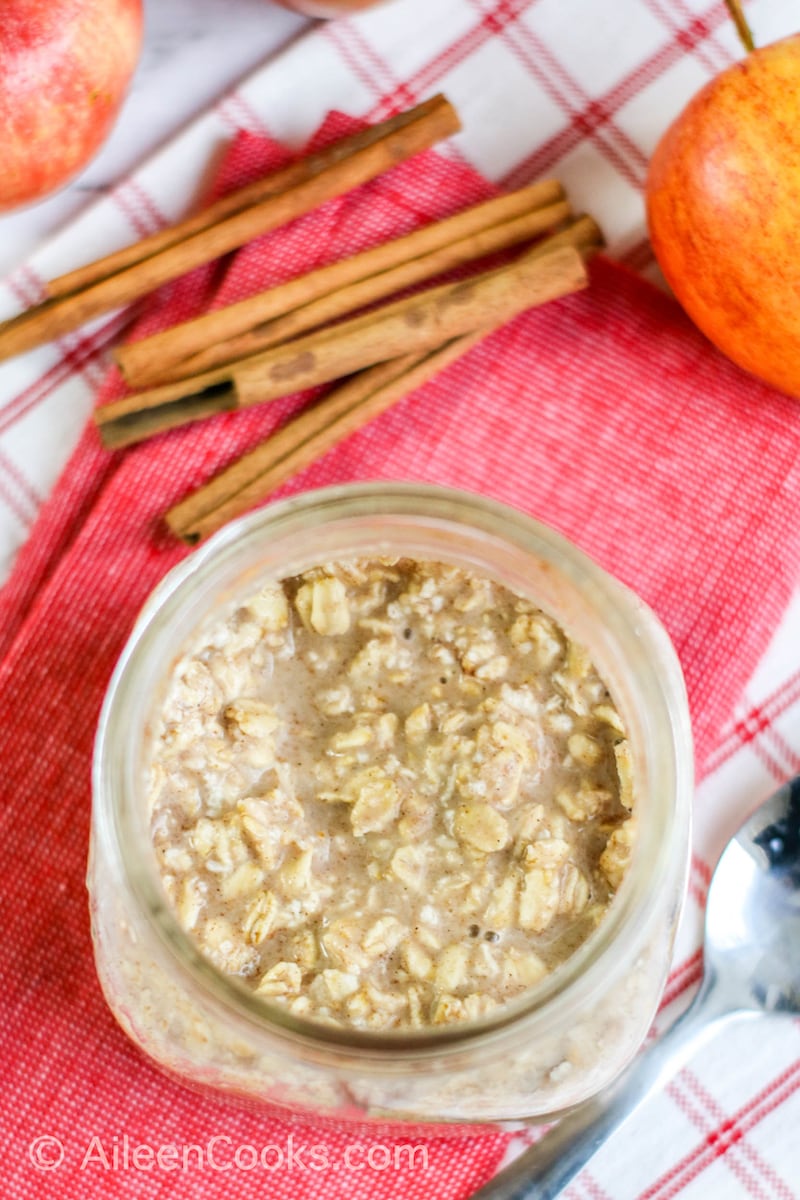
[
  {"xmin": 271, "ymin": 0, "xmax": 383, "ymax": 17},
  {"xmin": 646, "ymin": 33, "xmax": 800, "ymax": 398},
  {"xmin": 0, "ymin": 0, "xmax": 143, "ymax": 212}
]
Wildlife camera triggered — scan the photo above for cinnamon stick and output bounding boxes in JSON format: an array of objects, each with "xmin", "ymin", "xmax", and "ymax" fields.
[
  {"xmin": 93, "ymin": 363, "xmax": 239, "ymax": 449},
  {"xmin": 166, "ymin": 218, "xmax": 602, "ymax": 545},
  {"xmin": 165, "ymin": 225, "xmax": 605, "ymax": 543},
  {"xmin": 525, "ymin": 213, "xmax": 603, "ymax": 261},
  {"xmin": 125, "ymin": 195, "xmax": 571, "ymax": 387},
  {"xmin": 94, "ymin": 219, "xmax": 600, "ymax": 446},
  {"xmin": 117, "ymin": 180, "xmax": 566, "ymax": 387},
  {"xmin": 233, "ymin": 243, "xmax": 587, "ymax": 406},
  {"xmin": 166, "ymin": 336, "xmax": 486, "ymax": 544},
  {"xmin": 95, "ymin": 242, "xmax": 588, "ymax": 449},
  {"xmin": 0, "ymin": 96, "xmax": 460, "ymax": 364},
  {"xmin": 224, "ymin": 209, "xmax": 601, "ymax": 383},
  {"xmin": 46, "ymin": 100, "xmax": 459, "ymax": 300}
]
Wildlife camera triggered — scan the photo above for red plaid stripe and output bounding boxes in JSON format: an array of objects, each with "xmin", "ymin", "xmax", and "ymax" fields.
[
  {"xmin": 641, "ymin": 0, "xmax": 735, "ymax": 74},
  {"xmin": 111, "ymin": 179, "xmax": 166, "ymax": 239},
  {"xmin": 669, "ymin": 1070, "xmax": 796, "ymax": 1200},
  {"xmin": 0, "ymin": 326, "xmax": 117, "ymax": 437},
  {"xmin": 0, "ymin": 452, "xmax": 38, "ymax": 529},
  {"xmin": 470, "ymin": 0, "xmax": 650, "ymax": 187},
  {"xmin": 565, "ymin": 1174, "xmax": 614, "ymax": 1200},
  {"xmin": 501, "ymin": 1, "xmax": 733, "ymax": 189},
  {"xmin": 658, "ymin": 950, "xmax": 705, "ymax": 1013},
  {"xmin": 650, "ymin": 1063, "xmax": 800, "ymax": 1199},
  {"xmin": 324, "ymin": 22, "xmax": 421, "ymax": 115},
  {"xmin": 8, "ymin": 262, "xmax": 47, "ymax": 308},
  {"xmin": 707, "ymin": 677, "xmax": 800, "ymax": 776},
  {"xmin": 216, "ymin": 89, "xmax": 271, "ymax": 136}
]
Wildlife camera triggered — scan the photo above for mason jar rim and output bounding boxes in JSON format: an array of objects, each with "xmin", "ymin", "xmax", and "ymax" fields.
[{"xmin": 93, "ymin": 482, "xmax": 693, "ymax": 1064}]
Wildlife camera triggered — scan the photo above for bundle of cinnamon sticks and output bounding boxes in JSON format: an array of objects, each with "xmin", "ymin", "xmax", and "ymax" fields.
[{"xmin": 0, "ymin": 95, "xmax": 603, "ymax": 543}]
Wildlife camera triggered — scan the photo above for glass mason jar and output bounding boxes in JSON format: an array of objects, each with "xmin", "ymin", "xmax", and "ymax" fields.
[{"xmin": 89, "ymin": 483, "xmax": 693, "ymax": 1128}]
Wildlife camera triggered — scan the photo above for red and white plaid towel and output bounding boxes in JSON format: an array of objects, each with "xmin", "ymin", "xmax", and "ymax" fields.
[
  {"xmin": 3, "ymin": 2, "xmax": 800, "ymax": 1198},
  {"xmin": 3, "ymin": 109, "xmax": 800, "ymax": 1200}
]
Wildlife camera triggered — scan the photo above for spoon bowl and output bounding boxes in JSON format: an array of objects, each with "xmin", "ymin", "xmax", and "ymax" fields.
[{"xmin": 705, "ymin": 776, "xmax": 800, "ymax": 1015}]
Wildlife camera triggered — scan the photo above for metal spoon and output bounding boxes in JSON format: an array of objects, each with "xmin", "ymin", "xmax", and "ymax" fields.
[{"xmin": 473, "ymin": 775, "xmax": 800, "ymax": 1200}]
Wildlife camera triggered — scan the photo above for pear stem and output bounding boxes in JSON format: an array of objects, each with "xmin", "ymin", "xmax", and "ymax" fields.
[{"xmin": 724, "ymin": 0, "xmax": 756, "ymax": 53}]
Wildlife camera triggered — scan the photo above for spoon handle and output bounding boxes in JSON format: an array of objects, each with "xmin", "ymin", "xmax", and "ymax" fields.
[{"xmin": 472, "ymin": 976, "xmax": 737, "ymax": 1200}]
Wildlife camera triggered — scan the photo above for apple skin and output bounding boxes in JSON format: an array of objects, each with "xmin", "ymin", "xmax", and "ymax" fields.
[
  {"xmin": 271, "ymin": 0, "xmax": 382, "ymax": 15},
  {"xmin": 0, "ymin": 0, "xmax": 143, "ymax": 212},
  {"xmin": 646, "ymin": 34, "xmax": 800, "ymax": 398}
]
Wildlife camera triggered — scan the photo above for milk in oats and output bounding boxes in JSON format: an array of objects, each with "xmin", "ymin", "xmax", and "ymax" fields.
[{"xmin": 147, "ymin": 558, "xmax": 635, "ymax": 1031}]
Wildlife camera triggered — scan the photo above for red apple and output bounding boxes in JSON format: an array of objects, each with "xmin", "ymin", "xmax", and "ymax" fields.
[
  {"xmin": 0, "ymin": 0, "xmax": 143, "ymax": 212},
  {"xmin": 646, "ymin": 34, "xmax": 800, "ymax": 398}
]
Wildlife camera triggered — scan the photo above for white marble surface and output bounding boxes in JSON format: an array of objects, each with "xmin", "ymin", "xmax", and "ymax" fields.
[{"xmin": 0, "ymin": 0, "xmax": 310, "ymax": 279}]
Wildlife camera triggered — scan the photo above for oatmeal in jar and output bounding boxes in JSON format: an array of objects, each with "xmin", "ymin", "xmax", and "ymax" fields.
[{"xmin": 148, "ymin": 558, "xmax": 635, "ymax": 1031}]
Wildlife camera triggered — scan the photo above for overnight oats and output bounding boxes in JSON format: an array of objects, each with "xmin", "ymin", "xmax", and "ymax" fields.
[
  {"xmin": 90, "ymin": 484, "xmax": 693, "ymax": 1125},
  {"xmin": 149, "ymin": 558, "xmax": 636, "ymax": 1032}
]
